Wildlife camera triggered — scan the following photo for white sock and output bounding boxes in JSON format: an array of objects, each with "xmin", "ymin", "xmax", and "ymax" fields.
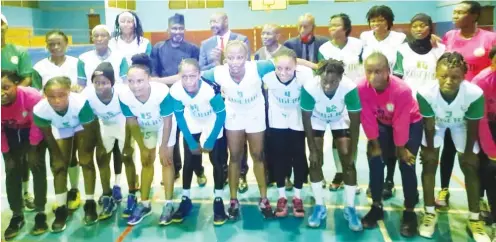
[
  {"xmin": 470, "ymin": 212, "xmax": 480, "ymax": 220},
  {"xmin": 86, "ymin": 194, "xmax": 94, "ymax": 201},
  {"xmin": 114, "ymin": 174, "xmax": 121, "ymax": 187},
  {"xmin": 311, "ymin": 182, "xmax": 324, "ymax": 205},
  {"xmin": 214, "ymin": 189, "xmax": 223, "ymax": 198},
  {"xmin": 142, "ymin": 200, "xmax": 151, "ymax": 207},
  {"xmin": 425, "ymin": 206, "xmax": 436, "ymax": 214},
  {"xmin": 182, "ymin": 189, "xmax": 190, "ymax": 198},
  {"xmin": 294, "ymin": 188, "xmax": 301, "ymax": 199},
  {"xmin": 278, "ymin": 187, "xmax": 286, "ymax": 199},
  {"xmin": 344, "ymin": 185, "xmax": 356, "ymax": 207},
  {"xmin": 55, "ymin": 193, "xmax": 67, "ymax": 206},
  {"xmin": 22, "ymin": 181, "xmax": 29, "ymax": 194},
  {"xmin": 333, "ymin": 148, "xmax": 342, "ymax": 173},
  {"xmin": 165, "ymin": 200, "xmax": 173, "ymax": 205},
  {"xmin": 68, "ymin": 166, "xmax": 80, "ymax": 189}
]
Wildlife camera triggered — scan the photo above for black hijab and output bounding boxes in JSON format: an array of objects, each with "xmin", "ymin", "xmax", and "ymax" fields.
[{"xmin": 408, "ymin": 13, "xmax": 433, "ymax": 55}]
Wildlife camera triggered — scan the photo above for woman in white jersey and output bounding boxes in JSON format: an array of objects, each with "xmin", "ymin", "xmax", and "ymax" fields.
[
  {"xmin": 417, "ymin": 52, "xmax": 489, "ymax": 241},
  {"xmin": 264, "ymin": 49, "xmax": 312, "ymax": 218},
  {"xmin": 110, "ymin": 11, "xmax": 152, "ymax": 65},
  {"xmin": 77, "ymin": 25, "xmax": 128, "ymax": 88},
  {"xmin": 301, "ymin": 59, "xmax": 362, "ymax": 231},
  {"xmin": 318, "ymin": 13, "xmax": 364, "ymax": 192},
  {"xmin": 361, "ymin": 5, "xmax": 407, "ymax": 200},
  {"xmin": 82, "ymin": 62, "xmax": 137, "ymax": 221},
  {"xmin": 33, "ymin": 76, "xmax": 98, "ymax": 231},
  {"xmin": 169, "ymin": 58, "xmax": 229, "ymax": 225},
  {"xmin": 119, "ymin": 54, "xmax": 176, "ymax": 226}
]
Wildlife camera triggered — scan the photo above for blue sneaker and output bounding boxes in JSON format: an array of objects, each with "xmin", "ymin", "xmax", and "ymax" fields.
[
  {"xmin": 308, "ymin": 205, "xmax": 327, "ymax": 228},
  {"xmin": 172, "ymin": 196, "xmax": 192, "ymax": 223},
  {"xmin": 99, "ymin": 196, "xmax": 116, "ymax": 221},
  {"xmin": 344, "ymin": 207, "xmax": 363, "ymax": 231},
  {"xmin": 122, "ymin": 194, "xmax": 137, "ymax": 218},
  {"xmin": 127, "ymin": 202, "xmax": 152, "ymax": 225},
  {"xmin": 159, "ymin": 203, "xmax": 175, "ymax": 226},
  {"xmin": 112, "ymin": 186, "xmax": 122, "ymax": 203}
]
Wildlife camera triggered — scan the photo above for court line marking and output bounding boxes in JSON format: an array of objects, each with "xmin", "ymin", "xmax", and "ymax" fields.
[
  {"xmin": 378, "ymin": 220, "xmax": 392, "ymax": 242},
  {"xmin": 451, "ymin": 174, "xmax": 466, "ymax": 189}
]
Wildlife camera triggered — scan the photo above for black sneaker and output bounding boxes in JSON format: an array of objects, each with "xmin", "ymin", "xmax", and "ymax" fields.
[
  {"xmin": 4, "ymin": 215, "xmax": 25, "ymax": 240},
  {"xmin": 52, "ymin": 205, "xmax": 68, "ymax": 233},
  {"xmin": 172, "ymin": 196, "xmax": 193, "ymax": 223},
  {"xmin": 213, "ymin": 198, "xmax": 228, "ymax": 226},
  {"xmin": 400, "ymin": 211, "xmax": 418, "ymax": 237},
  {"xmin": 31, "ymin": 212, "xmax": 48, "ymax": 236},
  {"xmin": 67, "ymin": 188, "xmax": 81, "ymax": 210},
  {"xmin": 362, "ymin": 204, "xmax": 384, "ymax": 229},
  {"xmin": 228, "ymin": 199, "xmax": 240, "ymax": 220},
  {"xmin": 259, "ymin": 198, "xmax": 274, "ymax": 219},
  {"xmin": 383, "ymin": 180, "xmax": 395, "ymax": 200},
  {"xmin": 238, "ymin": 176, "xmax": 248, "ymax": 194},
  {"xmin": 83, "ymin": 200, "xmax": 98, "ymax": 225},
  {"xmin": 329, "ymin": 173, "xmax": 344, "ymax": 191}
]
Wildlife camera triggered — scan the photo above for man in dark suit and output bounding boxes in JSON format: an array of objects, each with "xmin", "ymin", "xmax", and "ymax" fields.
[
  {"xmin": 284, "ymin": 13, "xmax": 328, "ymax": 63},
  {"xmin": 199, "ymin": 12, "xmax": 251, "ymax": 193}
]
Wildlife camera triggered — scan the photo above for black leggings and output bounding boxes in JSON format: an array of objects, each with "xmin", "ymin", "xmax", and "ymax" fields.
[
  {"xmin": 112, "ymin": 141, "xmax": 122, "ymax": 175},
  {"xmin": 183, "ymin": 133, "xmax": 228, "ymax": 190},
  {"xmin": 440, "ymin": 130, "xmax": 457, "ymax": 189},
  {"xmin": 267, "ymin": 128, "xmax": 308, "ymax": 189}
]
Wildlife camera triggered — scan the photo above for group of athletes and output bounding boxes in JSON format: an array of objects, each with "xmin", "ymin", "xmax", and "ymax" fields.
[{"xmin": 1, "ymin": 0, "xmax": 496, "ymax": 241}]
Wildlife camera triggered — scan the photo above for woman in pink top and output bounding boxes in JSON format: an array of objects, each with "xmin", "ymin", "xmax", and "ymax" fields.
[
  {"xmin": 1, "ymin": 71, "xmax": 48, "ymax": 239},
  {"xmin": 437, "ymin": 0, "xmax": 496, "ymax": 212},
  {"xmin": 358, "ymin": 53, "xmax": 422, "ymax": 237},
  {"xmin": 473, "ymin": 46, "xmax": 496, "ymax": 233}
]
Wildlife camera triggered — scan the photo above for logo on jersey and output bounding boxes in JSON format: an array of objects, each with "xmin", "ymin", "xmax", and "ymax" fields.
[
  {"xmin": 10, "ymin": 56, "xmax": 18, "ymax": 65},
  {"xmin": 386, "ymin": 103, "xmax": 394, "ymax": 112},
  {"xmin": 22, "ymin": 111, "xmax": 28, "ymax": 118},
  {"xmin": 417, "ymin": 61, "xmax": 428, "ymax": 70},
  {"xmin": 141, "ymin": 112, "xmax": 152, "ymax": 119},
  {"xmin": 445, "ymin": 111, "xmax": 452, "ymax": 118},
  {"xmin": 284, "ymin": 91, "xmax": 291, "ymax": 97},
  {"xmin": 326, "ymin": 105, "xmax": 337, "ymax": 113},
  {"xmin": 62, "ymin": 121, "xmax": 71, "ymax": 128},
  {"xmin": 473, "ymin": 47, "xmax": 485, "ymax": 57},
  {"xmin": 237, "ymin": 91, "xmax": 243, "ymax": 98}
]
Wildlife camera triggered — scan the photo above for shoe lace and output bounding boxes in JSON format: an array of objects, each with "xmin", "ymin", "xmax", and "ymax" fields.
[
  {"xmin": 230, "ymin": 199, "xmax": 239, "ymax": 209},
  {"xmin": 67, "ymin": 189, "xmax": 77, "ymax": 201},
  {"xmin": 438, "ymin": 189, "xmax": 448, "ymax": 200},
  {"xmin": 132, "ymin": 203, "xmax": 145, "ymax": 217},
  {"xmin": 126, "ymin": 195, "xmax": 136, "ymax": 209},
  {"xmin": 260, "ymin": 198, "xmax": 271, "ymax": 210},
  {"xmin": 471, "ymin": 221, "xmax": 486, "ymax": 234},
  {"xmin": 293, "ymin": 199, "xmax": 303, "ymax": 210},
  {"xmin": 277, "ymin": 198, "xmax": 286, "ymax": 208},
  {"xmin": 422, "ymin": 213, "xmax": 435, "ymax": 225}
]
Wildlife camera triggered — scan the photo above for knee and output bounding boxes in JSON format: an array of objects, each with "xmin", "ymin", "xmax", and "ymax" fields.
[
  {"xmin": 250, "ymin": 151, "xmax": 264, "ymax": 163},
  {"xmin": 78, "ymin": 152, "xmax": 94, "ymax": 168},
  {"xmin": 50, "ymin": 160, "xmax": 67, "ymax": 175},
  {"xmin": 460, "ymin": 158, "xmax": 479, "ymax": 173}
]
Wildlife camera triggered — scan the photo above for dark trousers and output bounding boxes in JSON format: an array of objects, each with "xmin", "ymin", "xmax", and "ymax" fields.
[
  {"xmin": 183, "ymin": 134, "xmax": 228, "ymax": 190},
  {"xmin": 267, "ymin": 128, "xmax": 307, "ymax": 189},
  {"xmin": 369, "ymin": 121, "xmax": 421, "ymax": 208},
  {"xmin": 3, "ymin": 127, "xmax": 47, "ymax": 215},
  {"xmin": 479, "ymin": 121, "xmax": 496, "ymax": 219},
  {"xmin": 440, "ymin": 130, "xmax": 457, "ymax": 188},
  {"xmin": 175, "ymin": 127, "xmax": 204, "ymax": 176}
]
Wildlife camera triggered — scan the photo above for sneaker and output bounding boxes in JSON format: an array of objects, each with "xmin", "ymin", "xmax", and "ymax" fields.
[
  {"xmin": 122, "ymin": 194, "xmax": 138, "ymax": 218},
  {"xmin": 401, "ymin": 211, "xmax": 418, "ymax": 237},
  {"xmin": 419, "ymin": 212, "xmax": 437, "ymax": 239},
  {"xmin": 292, "ymin": 198, "xmax": 305, "ymax": 218},
  {"xmin": 159, "ymin": 203, "xmax": 175, "ymax": 226},
  {"xmin": 67, "ymin": 188, "xmax": 81, "ymax": 210},
  {"xmin": 99, "ymin": 196, "xmax": 116, "ymax": 221},
  {"xmin": 285, "ymin": 178, "xmax": 294, "ymax": 191},
  {"xmin": 23, "ymin": 192, "xmax": 36, "ymax": 212},
  {"xmin": 382, "ymin": 180, "xmax": 395, "ymax": 200},
  {"xmin": 31, "ymin": 212, "xmax": 48, "ymax": 236},
  {"xmin": 238, "ymin": 176, "xmax": 248, "ymax": 194},
  {"xmin": 112, "ymin": 186, "xmax": 123, "ymax": 203},
  {"xmin": 322, "ymin": 180, "xmax": 327, "ymax": 189},
  {"xmin": 344, "ymin": 207, "xmax": 363, "ymax": 232},
  {"xmin": 275, "ymin": 198, "xmax": 288, "ymax": 217},
  {"xmin": 197, "ymin": 173, "xmax": 207, "ymax": 187},
  {"xmin": 467, "ymin": 220, "xmax": 491, "ymax": 242},
  {"xmin": 362, "ymin": 204, "xmax": 384, "ymax": 229},
  {"xmin": 4, "ymin": 215, "xmax": 25, "ymax": 240},
  {"xmin": 213, "ymin": 197, "xmax": 228, "ymax": 226},
  {"xmin": 83, "ymin": 200, "xmax": 98, "ymax": 225},
  {"xmin": 480, "ymin": 198, "xmax": 493, "ymax": 224},
  {"xmin": 128, "ymin": 202, "xmax": 152, "ymax": 225},
  {"xmin": 228, "ymin": 199, "xmax": 240, "ymax": 220},
  {"xmin": 267, "ymin": 182, "xmax": 276, "ymax": 188},
  {"xmin": 259, "ymin": 198, "xmax": 274, "ymax": 219},
  {"xmin": 51, "ymin": 205, "xmax": 68, "ymax": 233},
  {"xmin": 435, "ymin": 188, "xmax": 450, "ymax": 208},
  {"xmin": 172, "ymin": 196, "xmax": 193, "ymax": 223},
  {"xmin": 98, "ymin": 194, "xmax": 104, "ymax": 205},
  {"xmin": 308, "ymin": 205, "xmax": 327, "ymax": 228},
  {"xmin": 356, "ymin": 187, "xmax": 362, "ymax": 195},
  {"xmin": 329, "ymin": 173, "xmax": 344, "ymax": 191}
]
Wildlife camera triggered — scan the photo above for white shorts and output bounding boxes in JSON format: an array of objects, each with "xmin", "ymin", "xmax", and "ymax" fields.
[
  {"xmin": 311, "ymin": 116, "xmax": 350, "ymax": 131},
  {"xmin": 225, "ymin": 107, "xmax": 266, "ymax": 133},
  {"xmin": 142, "ymin": 118, "xmax": 177, "ymax": 149},
  {"xmin": 100, "ymin": 122, "xmax": 126, "ymax": 153},
  {"xmin": 188, "ymin": 117, "xmax": 224, "ymax": 141},
  {"xmin": 268, "ymin": 107, "xmax": 303, "ymax": 131},
  {"xmin": 421, "ymin": 125, "xmax": 480, "ymax": 153},
  {"xmin": 52, "ymin": 125, "xmax": 84, "ymax": 140}
]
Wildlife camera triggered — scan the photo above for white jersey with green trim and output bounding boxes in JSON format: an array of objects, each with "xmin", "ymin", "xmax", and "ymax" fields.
[
  {"xmin": 318, "ymin": 37, "xmax": 364, "ymax": 82},
  {"xmin": 33, "ymin": 92, "xmax": 88, "ymax": 129},
  {"xmin": 79, "ymin": 50, "xmax": 126, "ymax": 86},
  {"xmin": 33, "ymin": 56, "xmax": 78, "ymax": 87},
  {"xmin": 360, "ymin": 30, "xmax": 406, "ymax": 69},
  {"xmin": 109, "ymin": 37, "xmax": 151, "ymax": 65},
  {"xmin": 82, "ymin": 84, "xmax": 126, "ymax": 126}
]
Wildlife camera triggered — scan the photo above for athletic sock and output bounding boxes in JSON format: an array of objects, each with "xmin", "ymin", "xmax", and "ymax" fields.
[
  {"xmin": 470, "ymin": 212, "xmax": 480, "ymax": 220},
  {"xmin": 22, "ymin": 181, "xmax": 29, "ymax": 195},
  {"xmin": 55, "ymin": 193, "xmax": 67, "ymax": 207},
  {"xmin": 142, "ymin": 200, "xmax": 151, "ymax": 207},
  {"xmin": 294, "ymin": 188, "xmax": 301, "ymax": 199},
  {"xmin": 425, "ymin": 206, "xmax": 435, "ymax": 214},
  {"xmin": 114, "ymin": 174, "xmax": 121, "ymax": 187},
  {"xmin": 214, "ymin": 189, "xmax": 223, "ymax": 199},
  {"xmin": 86, "ymin": 194, "xmax": 94, "ymax": 201},
  {"xmin": 278, "ymin": 187, "xmax": 286, "ymax": 199},
  {"xmin": 311, "ymin": 182, "xmax": 324, "ymax": 205},
  {"xmin": 344, "ymin": 185, "xmax": 356, "ymax": 207},
  {"xmin": 182, "ymin": 189, "xmax": 190, "ymax": 198}
]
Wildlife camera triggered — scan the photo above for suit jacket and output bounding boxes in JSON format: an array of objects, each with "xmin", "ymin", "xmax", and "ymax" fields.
[
  {"xmin": 199, "ymin": 32, "xmax": 250, "ymax": 71},
  {"xmin": 284, "ymin": 35, "xmax": 328, "ymax": 63}
]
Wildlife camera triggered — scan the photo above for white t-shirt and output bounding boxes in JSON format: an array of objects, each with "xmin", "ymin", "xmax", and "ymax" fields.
[
  {"xmin": 109, "ymin": 36, "xmax": 152, "ymax": 65},
  {"xmin": 77, "ymin": 50, "xmax": 128, "ymax": 87},
  {"xmin": 82, "ymin": 84, "xmax": 126, "ymax": 126}
]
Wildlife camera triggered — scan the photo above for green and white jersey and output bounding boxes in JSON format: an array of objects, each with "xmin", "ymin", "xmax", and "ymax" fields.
[
  {"xmin": 393, "ymin": 43, "xmax": 445, "ymax": 95},
  {"xmin": 417, "ymin": 81, "xmax": 484, "ymax": 129},
  {"xmin": 263, "ymin": 65, "xmax": 313, "ymax": 130},
  {"xmin": 109, "ymin": 36, "xmax": 152, "ymax": 65},
  {"xmin": 318, "ymin": 37, "xmax": 364, "ymax": 82},
  {"xmin": 33, "ymin": 92, "xmax": 95, "ymax": 129},
  {"xmin": 300, "ymin": 75, "xmax": 361, "ymax": 124},
  {"xmin": 360, "ymin": 30, "xmax": 406, "ymax": 69},
  {"xmin": 77, "ymin": 50, "xmax": 128, "ymax": 87},
  {"xmin": 1, "ymin": 44, "xmax": 32, "ymax": 78},
  {"xmin": 33, "ymin": 56, "xmax": 79, "ymax": 89},
  {"xmin": 82, "ymin": 84, "xmax": 126, "ymax": 126}
]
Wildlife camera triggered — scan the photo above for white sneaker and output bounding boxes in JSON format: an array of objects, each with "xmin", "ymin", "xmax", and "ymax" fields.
[
  {"xmin": 419, "ymin": 212, "xmax": 437, "ymax": 238},
  {"xmin": 468, "ymin": 220, "xmax": 491, "ymax": 242}
]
